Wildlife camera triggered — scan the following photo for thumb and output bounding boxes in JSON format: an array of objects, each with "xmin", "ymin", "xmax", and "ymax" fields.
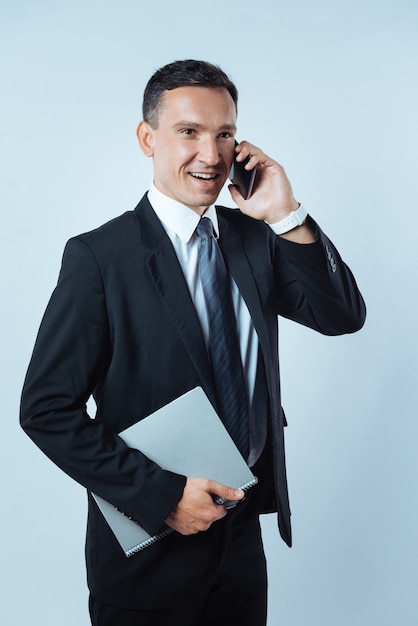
[
  {"xmin": 227, "ymin": 183, "xmax": 246, "ymax": 208},
  {"xmin": 208, "ymin": 480, "xmax": 244, "ymax": 502}
]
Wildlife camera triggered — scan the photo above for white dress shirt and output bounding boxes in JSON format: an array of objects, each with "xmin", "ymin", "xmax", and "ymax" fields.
[{"xmin": 147, "ymin": 183, "xmax": 260, "ymax": 404}]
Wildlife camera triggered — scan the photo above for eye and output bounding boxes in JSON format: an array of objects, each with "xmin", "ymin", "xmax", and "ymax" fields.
[
  {"xmin": 218, "ymin": 132, "xmax": 232, "ymax": 139},
  {"xmin": 180, "ymin": 128, "xmax": 195, "ymax": 135}
]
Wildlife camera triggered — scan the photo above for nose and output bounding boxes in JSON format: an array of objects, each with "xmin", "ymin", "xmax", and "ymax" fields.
[{"xmin": 198, "ymin": 137, "xmax": 220, "ymax": 166}]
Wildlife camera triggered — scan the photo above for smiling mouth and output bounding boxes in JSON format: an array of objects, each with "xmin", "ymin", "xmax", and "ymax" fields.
[{"xmin": 190, "ymin": 173, "xmax": 220, "ymax": 182}]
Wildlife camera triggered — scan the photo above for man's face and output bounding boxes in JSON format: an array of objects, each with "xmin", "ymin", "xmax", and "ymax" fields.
[{"xmin": 138, "ymin": 86, "xmax": 237, "ymax": 214}]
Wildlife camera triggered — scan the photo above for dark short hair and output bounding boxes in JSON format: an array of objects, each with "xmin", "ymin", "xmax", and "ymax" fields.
[{"xmin": 142, "ymin": 59, "xmax": 238, "ymax": 128}]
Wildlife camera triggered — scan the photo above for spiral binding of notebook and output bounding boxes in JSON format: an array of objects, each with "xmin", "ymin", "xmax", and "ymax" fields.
[{"xmin": 126, "ymin": 526, "xmax": 173, "ymax": 557}]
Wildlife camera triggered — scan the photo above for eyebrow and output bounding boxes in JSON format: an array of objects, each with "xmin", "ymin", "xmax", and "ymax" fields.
[{"xmin": 172, "ymin": 121, "xmax": 237, "ymax": 132}]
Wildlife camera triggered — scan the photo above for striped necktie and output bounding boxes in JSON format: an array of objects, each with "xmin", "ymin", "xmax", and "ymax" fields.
[{"xmin": 196, "ymin": 217, "xmax": 249, "ymax": 459}]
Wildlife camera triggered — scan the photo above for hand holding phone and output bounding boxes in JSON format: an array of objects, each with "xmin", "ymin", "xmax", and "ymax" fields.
[{"xmin": 229, "ymin": 141, "xmax": 257, "ymax": 200}]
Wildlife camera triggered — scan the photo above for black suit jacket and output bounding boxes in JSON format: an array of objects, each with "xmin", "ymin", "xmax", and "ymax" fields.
[{"xmin": 20, "ymin": 195, "xmax": 365, "ymax": 608}]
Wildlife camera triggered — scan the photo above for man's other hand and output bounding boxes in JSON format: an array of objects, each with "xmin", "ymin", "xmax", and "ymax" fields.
[{"xmin": 165, "ymin": 477, "xmax": 244, "ymax": 535}]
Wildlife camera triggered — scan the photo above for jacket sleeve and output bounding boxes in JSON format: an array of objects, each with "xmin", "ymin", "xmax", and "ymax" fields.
[
  {"xmin": 20, "ymin": 237, "xmax": 186, "ymax": 536},
  {"xmin": 272, "ymin": 216, "xmax": 366, "ymax": 334}
]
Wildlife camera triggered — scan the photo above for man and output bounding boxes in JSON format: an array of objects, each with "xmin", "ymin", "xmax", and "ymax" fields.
[{"xmin": 20, "ymin": 60, "xmax": 366, "ymax": 625}]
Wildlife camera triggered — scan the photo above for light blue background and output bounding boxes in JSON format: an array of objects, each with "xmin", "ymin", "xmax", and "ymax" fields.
[{"xmin": 1, "ymin": 1, "xmax": 417, "ymax": 624}]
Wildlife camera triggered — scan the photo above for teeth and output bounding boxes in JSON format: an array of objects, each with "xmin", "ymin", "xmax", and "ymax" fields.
[{"xmin": 191, "ymin": 173, "xmax": 216, "ymax": 180}]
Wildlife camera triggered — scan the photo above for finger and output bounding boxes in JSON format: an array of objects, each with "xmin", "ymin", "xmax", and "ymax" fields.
[
  {"xmin": 235, "ymin": 141, "xmax": 264, "ymax": 167},
  {"xmin": 228, "ymin": 183, "xmax": 246, "ymax": 205},
  {"xmin": 246, "ymin": 154, "xmax": 262, "ymax": 170},
  {"xmin": 165, "ymin": 514, "xmax": 200, "ymax": 536},
  {"xmin": 207, "ymin": 481, "xmax": 245, "ymax": 502},
  {"xmin": 234, "ymin": 141, "xmax": 253, "ymax": 161}
]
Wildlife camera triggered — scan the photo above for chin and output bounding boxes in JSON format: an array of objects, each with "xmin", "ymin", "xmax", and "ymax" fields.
[{"xmin": 195, "ymin": 190, "xmax": 221, "ymax": 206}]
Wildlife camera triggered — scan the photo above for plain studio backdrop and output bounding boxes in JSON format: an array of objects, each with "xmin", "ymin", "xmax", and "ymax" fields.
[{"xmin": 1, "ymin": 1, "xmax": 417, "ymax": 624}]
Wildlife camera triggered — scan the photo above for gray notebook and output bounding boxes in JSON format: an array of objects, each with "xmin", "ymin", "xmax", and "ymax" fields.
[{"xmin": 92, "ymin": 387, "xmax": 257, "ymax": 557}]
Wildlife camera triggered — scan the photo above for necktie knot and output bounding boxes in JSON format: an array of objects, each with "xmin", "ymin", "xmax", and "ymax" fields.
[{"xmin": 196, "ymin": 217, "xmax": 214, "ymax": 241}]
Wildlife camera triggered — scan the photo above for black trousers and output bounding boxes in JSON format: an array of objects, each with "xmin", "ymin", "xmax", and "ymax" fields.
[{"xmin": 89, "ymin": 499, "xmax": 267, "ymax": 626}]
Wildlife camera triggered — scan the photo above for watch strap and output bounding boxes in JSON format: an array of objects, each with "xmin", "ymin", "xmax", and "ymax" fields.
[{"xmin": 268, "ymin": 204, "xmax": 307, "ymax": 235}]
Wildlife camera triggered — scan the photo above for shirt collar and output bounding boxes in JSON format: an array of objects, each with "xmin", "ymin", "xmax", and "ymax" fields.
[{"xmin": 147, "ymin": 182, "xmax": 219, "ymax": 243}]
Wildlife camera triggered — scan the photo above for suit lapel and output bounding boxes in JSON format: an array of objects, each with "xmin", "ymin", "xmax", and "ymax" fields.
[
  {"xmin": 217, "ymin": 213, "xmax": 272, "ymax": 368},
  {"xmin": 134, "ymin": 197, "xmax": 216, "ymax": 404}
]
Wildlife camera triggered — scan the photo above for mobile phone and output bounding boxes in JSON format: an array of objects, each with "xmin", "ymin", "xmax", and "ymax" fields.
[{"xmin": 229, "ymin": 141, "xmax": 257, "ymax": 200}]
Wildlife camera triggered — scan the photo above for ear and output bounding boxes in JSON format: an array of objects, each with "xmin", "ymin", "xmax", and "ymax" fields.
[{"xmin": 136, "ymin": 120, "xmax": 155, "ymax": 157}]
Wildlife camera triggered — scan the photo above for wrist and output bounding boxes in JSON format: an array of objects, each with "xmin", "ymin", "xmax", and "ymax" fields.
[{"xmin": 266, "ymin": 204, "xmax": 307, "ymax": 235}]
